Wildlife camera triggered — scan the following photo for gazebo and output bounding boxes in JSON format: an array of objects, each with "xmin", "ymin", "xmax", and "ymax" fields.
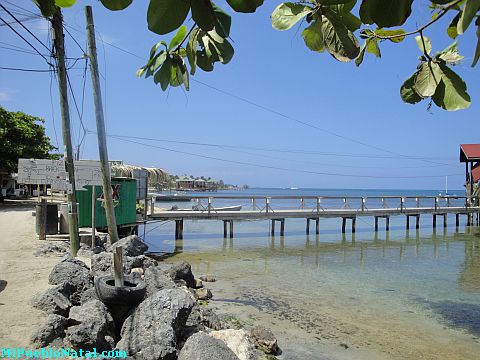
[{"xmin": 460, "ymin": 144, "xmax": 480, "ymax": 198}]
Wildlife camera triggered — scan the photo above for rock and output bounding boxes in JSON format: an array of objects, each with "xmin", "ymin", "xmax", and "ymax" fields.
[
  {"xmin": 64, "ymin": 300, "xmax": 116, "ymax": 352},
  {"xmin": 108, "ymin": 235, "xmax": 148, "ymax": 257},
  {"xmin": 78, "ymin": 287, "xmax": 98, "ymax": 304},
  {"xmin": 90, "ymin": 252, "xmax": 113, "ymax": 277},
  {"xmin": 130, "ymin": 267, "xmax": 144, "ymax": 276},
  {"xmin": 250, "ymin": 326, "xmax": 281, "ymax": 355},
  {"xmin": 195, "ymin": 279, "xmax": 203, "ymax": 289},
  {"xmin": 195, "ymin": 288, "xmax": 212, "ymax": 300},
  {"xmin": 143, "ymin": 266, "xmax": 177, "ymax": 297},
  {"xmin": 178, "ymin": 332, "xmax": 239, "ymax": 360},
  {"xmin": 34, "ymin": 241, "xmax": 69, "ymax": 257},
  {"xmin": 30, "ymin": 314, "xmax": 67, "ymax": 347},
  {"xmin": 32, "ymin": 282, "xmax": 74, "ymax": 316},
  {"xmin": 49, "ymin": 257, "xmax": 92, "ymax": 305},
  {"xmin": 77, "ymin": 244, "xmax": 105, "ymax": 258},
  {"xmin": 129, "ymin": 254, "xmax": 157, "ymax": 269},
  {"xmin": 200, "ymin": 308, "xmax": 224, "ymax": 330},
  {"xmin": 117, "ymin": 288, "xmax": 195, "ymax": 360},
  {"xmin": 199, "ymin": 274, "xmax": 216, "ymax": 282},
  {"xmin": 179, "ymin": 305, "xmax": 205, "ymax": 346},
  {"xmin": 167, "ymin": 261, "xmax": 195, "ymax": 288},
  {"xmin": 176, "ymin": 279, "xmax": 188, "ymax": 288},
  {"xmin": 210, "ymin": 329, "xmax": 256, "ymax": 360}
]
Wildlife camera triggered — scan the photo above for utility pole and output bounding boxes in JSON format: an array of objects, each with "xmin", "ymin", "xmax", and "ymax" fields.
[
  {"xmin": 85, "ymin": 5, "xmax": 119, "ymax": 244},
  {"xmin": 51, "ymin": 8, "xmax": 80, "ymax": 256}
]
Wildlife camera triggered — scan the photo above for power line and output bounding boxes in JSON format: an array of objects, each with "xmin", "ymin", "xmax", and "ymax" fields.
[
  {"xmin": 0, "ymin": 15, "xmax": 51, "ymax": 65},
  {"xmin": 107, "ymin": 134, "xmax": 462, "ymax": 180},
  {"xmin": 0, "ymin": 66, "xmax": 52, "ymax": 72},
  {"xmin": 0, "ymin": 3, "xmax": 50, "ymax": 53},
  {"xmin": 1, "ymin": 1, "xmax": 42, "ymax": 18}
]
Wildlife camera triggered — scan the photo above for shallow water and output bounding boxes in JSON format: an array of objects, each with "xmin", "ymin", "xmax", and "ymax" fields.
[{"xmin": 145, "ymin": 189, "xmax": 480, "ymax": 359}]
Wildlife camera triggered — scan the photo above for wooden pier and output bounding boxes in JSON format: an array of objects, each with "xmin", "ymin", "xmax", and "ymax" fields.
[{"xmin": 148, "ymin": 195, "xmax": 480, "ymax": 239}]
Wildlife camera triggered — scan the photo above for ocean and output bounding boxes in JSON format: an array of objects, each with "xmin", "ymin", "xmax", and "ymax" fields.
[{"xmin": 144, "ymin": 188, "xmax": 480, "ymax": 360}]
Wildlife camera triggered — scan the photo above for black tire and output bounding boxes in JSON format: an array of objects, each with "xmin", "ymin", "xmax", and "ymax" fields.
[{"xmin": 94, "ymin": 274, "xmax": 146, "ymax": 305}]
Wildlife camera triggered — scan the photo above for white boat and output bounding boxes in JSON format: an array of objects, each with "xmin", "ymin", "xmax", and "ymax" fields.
[{"xmin": 171, "ymin": 205, "xmax": 242, "ymax": 211}]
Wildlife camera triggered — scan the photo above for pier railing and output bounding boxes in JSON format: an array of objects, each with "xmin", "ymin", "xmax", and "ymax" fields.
[{"xmin": 150, "ymin": 195, "xmax": 479, "ymax": 216}]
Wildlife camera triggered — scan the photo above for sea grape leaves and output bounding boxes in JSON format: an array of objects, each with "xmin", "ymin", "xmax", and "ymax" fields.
[
  {"xmin": 413, "ymin": 62, "xmax": 441, "ymax": 97},
  {"xmin": 100, "ymin": 0, "xmax": 132, "ymax": 11},
  {"xmin": 415, "ymin": 35, "xmax": 432, "ymax": 55},
  {"xmin": 191, "ymin": 0, "xmax": 216, "ymax": 32},
  {"xmin": 457, "ymin": 0, "xmax": 480, "ymax": 35},
  {"xmin": 432, "ymin": 63, "xmax": 471, "ymax": 111},
  {"xmin": 302, "ymin": 20, "xmax": 325, "ymax": 52},
  {"xmin": 473, "ymin": 20, "xmax": 480, "ymax": 67},
  {"xmin": 147, "ymin": 0, "xmax": 190, "ymax": 35},
  {"xmin": 54, "ymin": 0, "xmax": 76, "ymax": 7},
  {"xmin": 322, "ymin": 12, "xmax": 360, "ymax": 62},
  {"xmin": 226, "ymin": 0, "xmax": 264, "ymax": 13},
  {"xmin": 400, "ymin": 74, "xmax": 422, "ymax": 104},
  {"xmin": 360, "ymin": 0, "xmax": 413, "ymax": 27},
  {"xmin": 271, "ymin": 3, "xmax": 312, "ymax": 31}
]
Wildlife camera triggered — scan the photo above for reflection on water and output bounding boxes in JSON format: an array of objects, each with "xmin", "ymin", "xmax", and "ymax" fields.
[{"xmin": 460, "ymin": 237, "xmax": 480, "ymax": 293}]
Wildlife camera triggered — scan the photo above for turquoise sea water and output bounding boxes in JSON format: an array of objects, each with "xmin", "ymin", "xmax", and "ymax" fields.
[{"xmin": 144, "ymin": 188, "xmax": 480, "ymax": 359}]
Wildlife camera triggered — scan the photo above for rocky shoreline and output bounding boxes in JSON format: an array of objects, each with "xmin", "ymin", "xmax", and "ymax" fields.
[{"xmin": 31, "ymin": 235, "xmax": 281, "ymax": 360}]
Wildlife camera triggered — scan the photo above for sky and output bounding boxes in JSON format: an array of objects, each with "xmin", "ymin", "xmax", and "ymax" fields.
[{"xmin": 0, "ymin": 0, "xmax": 479, "ymax": 190}]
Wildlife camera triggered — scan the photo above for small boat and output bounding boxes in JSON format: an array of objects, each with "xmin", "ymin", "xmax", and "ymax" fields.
[
  {"xmin": 151, "ymin": 193, "xmax": 193, "ymax": 202},
  {"xmin": 171, "ymin": 205, "xmax": 242, "ymax": 211}
]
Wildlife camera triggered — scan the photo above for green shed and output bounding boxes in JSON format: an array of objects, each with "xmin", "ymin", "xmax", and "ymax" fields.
[{"xmin": 77, "ymin": 177, "xmax": 137, "ymax": 228}]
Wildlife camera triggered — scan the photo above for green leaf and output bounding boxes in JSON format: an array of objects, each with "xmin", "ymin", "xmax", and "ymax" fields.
[
  {"xmin": 328, "ymin": 0, "xmax": 358, "ymax": 14},
  {"xmin": 226, "ymin": 0, "xmax": 264, "ymax": 13},
  {"xmin": 150, "ymin": 41, "xmax": 167, "ymax": 58},
  {"xmin": 415, "ymin": 35, "xmax": 432, "ymax": 55},
  {"xmin": 33, "ymin": 0, "xmax": 57, "ymax": 17},
  {"xmin": 447, "ymin": 12, "xmax": 461, "ymax": 39},
  {"xmin": 355, "ymin": 41, "xmax": 366, "ymax": 66},
  {"xmin": 136, "ymin": 66, "xmax": 147, "ymax": 78},
  {"xmin": 271, "ymin": 3, "xmax": 312, "ymax": 31},
  {"xmin": 414, "ymin": 61, "xmax": 441, "ymax": 97},
  {"xmin": 302, "ymin": 20, "xmax": 324, "ymax": 52},
  {"xmin": 432, "ymin": 63, "xmax": 471, "ymax": 111},
  {"xmin": 186, "ymin": 28, "xmax": 201, "ymax": 75},
  {"xmin": 147, "ymin": 0, "xmax": 190, "ymax": 35},
  {"xmin": 191, "ymin": 0, "xmax": 216, "ymax": 32},
  {"xmin": 472, "ymin": 23, "xmax": 480, "ymax": 67},
  {"xmin": 400, "ymin": 73, "xmax": 422, "ymax": 104},
  {"xmin": 170, "ymin": 64, "xmax": 183, "ymax": 87},
  {"xmin": 338, "ymin": 12, "xmax": 362, "ymax": 32},
  {"xmin": 196, "ymin": 49, "xmax": 214, "ymax": 71},
  {"xmin": 457, "ymin": 0, "xmax": 480, "ymax": 35},
  {"xmin": 54, "ymin": 0, "xmax": 76, "ymax": 7},
  {"xmin": 169, "ymin": 26, "xmax": 187, "ymax": 50},
  {"xmin": 436, "ymin": 41, "xmax": 464, "ymax": 64},
  {"xmin": 150, "ymin": 52, "xmax": 168, "ymax": 74},
  {"xmin": 320, "ymin": 0, "xmax": 355, "ymax": 4},
  {"xmin": 375, "ymin": 28, "xmax": 406, "ymax": 43},
  {"xmin": 366, "ymin": 38, "xmax": 380, "ymax": 57},
  {"xmin": 100, "ymin": 0, "xmax": 132, "ymax": 11},
  {"xmin": 213, "ymin": 4, "xmax": 232, "ymax": 38},
  {"xmin": 360, "ymin": 0, "xmax": 413, "ymax": 27},
  {"xmin": 155, "ymin": 57, "xmax": 172, "ymax": 90},
  {"xmin": 322, "ymin": 12, "xmax": 360, "ymax": 62}
]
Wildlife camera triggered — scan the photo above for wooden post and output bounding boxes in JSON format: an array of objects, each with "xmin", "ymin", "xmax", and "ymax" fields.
[
  {"xmin": 443, "ymin": 214, "xmax": 447, "ymax": 228},
  {"xmin": 91, "ymin": 185, "xmax": 96, "ymax": 248},
  {"xmin": 306, "ymin": 218, "xmax": 310, "ymax": 234},
  {"xmin": 150, "ymin": 196, "xmax": 156, "ymax": 216},
  {"xmin": 271, "ymin": 219, "xmax": 275, "ymax": 236},
  {"xmin": 386, "ymin": 217, "xmax": 390, "ymax": 232},
  {"xmin": 455, "ymin": 213, "xmax": 459, "ymax": 227},
  {"xmin": 342, "ymin": 218, "xmax": 346, "ymax": 234},
  {"xmin": 113, "ymin": 246, "xmax": 124, "ymax": 287},
  {"xmin": 180, "ymin": 220, "xmax": 184, "ymax": 239},
  {"xmin": 374, "ymin": 216, "xmax": 378, "ymax": 232},
  {"xmin": 280, "ymin": 219, "xmax": 285, "ymax": 236},
  {"xmin": 416, "ymin": 215, "xmax": 420, "ymax": 229},
  {"xmin": 51, "ymin": 9, "xmax": 80, "ymax": 256},
  {"xmin": 406, "ymin": 215, "xmax": 410, "ymax": 229},
  {"xmin": 38, "ymin": 198, "xmax": 47, "ymax": 240},
  {"xmin": 86, "ymin": 6, "xmax": 118, "ymax": 245},
  {"xmin": 315, "ymin": 218, "xmax": 319, "ymax": 235},
  {"xmin": 223, "ymin": 220, "xmax": 228, "ymax": 238},
  {"xmin": 352, "ymin": 217, "xmax": 356, "ymax": 234},
  {"xmin": 433, "ymin": 214, "xmax": 437, "ymax": 228},
  {"xmin": 229, "ymin": 220, "xmax": 234, "ymax": 239}
]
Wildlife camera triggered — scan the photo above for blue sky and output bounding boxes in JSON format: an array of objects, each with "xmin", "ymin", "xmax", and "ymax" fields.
[{"xmin": 0, "ymin": 0, "xmax": 479, "ymax": 190}]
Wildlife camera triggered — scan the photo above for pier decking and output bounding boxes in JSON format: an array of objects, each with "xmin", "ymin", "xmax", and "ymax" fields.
[{"xmin": 148, "ymin": 195, "xmax": 480, "ymax": 239}]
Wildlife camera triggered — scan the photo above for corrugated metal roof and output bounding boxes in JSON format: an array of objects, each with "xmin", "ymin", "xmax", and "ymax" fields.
[{"xmin": 460, "ymin": 144, "xmax": 480, "ymax": 162}]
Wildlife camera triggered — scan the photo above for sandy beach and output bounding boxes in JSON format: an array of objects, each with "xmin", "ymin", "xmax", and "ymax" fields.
[{"xmin": 0, "ymin": 201, "xmax": 59, "ymax": 347}]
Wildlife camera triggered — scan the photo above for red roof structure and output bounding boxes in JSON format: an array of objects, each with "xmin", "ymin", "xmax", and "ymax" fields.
[
  {"xmin": 460, "ymin": 144, "xmax": 480, "ymax": 162},
  {"xmin": 473, "ymin": 163, "xmax": 480, "ymax": 183}
]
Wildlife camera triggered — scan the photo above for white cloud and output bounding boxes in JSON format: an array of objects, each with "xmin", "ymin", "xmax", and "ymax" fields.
[{"xmin": 0, "ymin": 91, "xmax": 12, "ymax": 102}]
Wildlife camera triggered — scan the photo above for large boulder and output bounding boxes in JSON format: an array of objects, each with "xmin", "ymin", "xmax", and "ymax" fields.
[
  {"xmin": 166, "ymin": 261, "xmax": 195, "ymax": 288},
  {"xmin": 30, "ymin": 314, "xmax": 67, "ymax": 348},
  {"xmin": 144, "ymin": 266, "xmax": 177, "ymax": 297},
  {"xmin": 64, "ymin": 299, "xmax": 116, "ymax": 352},
  {"xmin": 250, "ymin": 326, "xmax": 281, "ymax": 355},
  {"xmin": 210, "ymin": 329, "xmax": 256, "ymax": 360},
  {"xmin": 108, "ymin": 235, "xmax": 148, "ymax": 257},
  {"xmin": 200, "ymin": 308, "xmax": 224, "ymax": 330},
  {"xmin": 117, "ymin": 288, "xmax": 195, "ymax": 360},
  {"xmin": 178, "ymin": 332, "xmax": 239, "ymax": 360},
  {"xmin": 32, "ymin": 282, "xmax": 74, "ymax": 316},
  {"xmin": 49, "ymin": 256, "xmax": 92, "ymax": 305},
  {"xmin": 91, "ymin": 252, "xmax": 156, "ymax": 278}
]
